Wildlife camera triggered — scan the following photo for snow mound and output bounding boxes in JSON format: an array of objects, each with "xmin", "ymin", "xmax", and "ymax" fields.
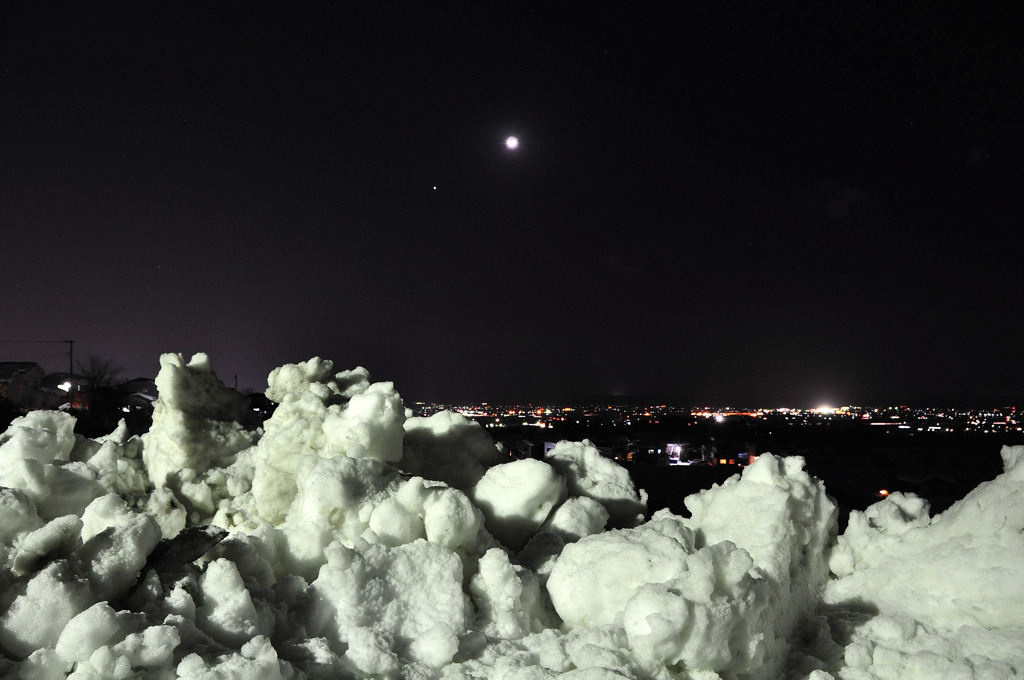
[{"xmin": 0, "ymin": 352, "xmax": 1020, "ymax": 680}]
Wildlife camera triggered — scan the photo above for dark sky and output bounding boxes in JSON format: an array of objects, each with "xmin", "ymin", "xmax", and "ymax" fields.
[{"xmin": 3, "ymin": 3, "xmax": 1023, "ymax": 406}]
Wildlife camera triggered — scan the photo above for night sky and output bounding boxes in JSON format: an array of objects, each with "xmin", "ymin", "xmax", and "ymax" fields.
[{"xmin": 3, "ymin": 3, "xmax": 1023, "ymax": 406}]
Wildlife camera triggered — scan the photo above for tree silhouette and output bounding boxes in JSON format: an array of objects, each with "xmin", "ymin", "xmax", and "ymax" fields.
[
  {"xmin": 76, "ymin": 356, "xmax": 124, "ymax": 392},
  {"xmin": 0, "ymin": 397, "xmax": 20, "ymax": 431},
  {"xmin": 72, "ymin": 355, "xmax": 125, "ymax": 436}
]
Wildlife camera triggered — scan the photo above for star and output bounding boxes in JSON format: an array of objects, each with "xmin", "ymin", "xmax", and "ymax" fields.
[{"xmin": 505, "ymin": 136, "xmax": 519, "ymax": 150}]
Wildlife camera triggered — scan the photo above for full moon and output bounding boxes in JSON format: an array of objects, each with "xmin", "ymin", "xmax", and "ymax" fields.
[{"xmin": 505, "ymin": 136, "xmax": 519, "ymax": 150}]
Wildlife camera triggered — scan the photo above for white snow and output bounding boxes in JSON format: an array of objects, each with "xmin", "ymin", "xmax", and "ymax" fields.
[{"xmin": 0, "ymin": 351, "xmax": 1020, "ymax": 679}]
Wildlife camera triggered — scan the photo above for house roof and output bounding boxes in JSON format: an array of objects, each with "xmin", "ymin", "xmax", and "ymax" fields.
[{"xmin": 0, "ymin": 362, "xmax": 44, "ymax": 380}]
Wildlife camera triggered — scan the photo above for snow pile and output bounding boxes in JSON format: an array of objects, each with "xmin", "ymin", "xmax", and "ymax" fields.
[
  {"xmin": 0, "ymin": 352, "xmax": 1021, "ymax": 679},
  {"xmin": 816, "ymin": 445, "xmax": 1024, "ymax": 679}
]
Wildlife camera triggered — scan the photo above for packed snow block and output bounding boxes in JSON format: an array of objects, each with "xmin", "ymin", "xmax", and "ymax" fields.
[
  {"xmin": 66, "ymin": 428, "xmax": 151, "ymax": 507},
  {"xmin": 0, "ymin": 560, "xmax": 94, "ymax": 659},
  {"xmin": 265, "ymin": 357, "xmax": 370, "ymax": 404},
  {"xmin": 54, "ymin": 601, "xmax": 145, "ymax": 664},
  {"xmin": 252, "ymin": 362, "xmax": 404, "ymax": 524},
  {"xmin": 279, "ymin": 455, "xmax": 484, "ymax": 581},
  {"xmin": 176, "ymin": 635, "xmax": 292, "ymax": 680},
  {"xmin": 17, "ymin": 647, "xmax": 65, "ymax": 680},
  {"xmin": 142, "ymin": 353, "xmax": 258, "ymax": 490},
  {"xmin": 306, "ymin": 539, "xmax": 469, "ymax": 669},
  {"xmin": 0, "ymin": 486, "xmax": 44, "ymax": 546},
  {"xmin": 265, "ymin": 357, "xmax": 335, "ymax": 403},
  {"xmin": 826, "ymin": 444, "xmax": 1024, "ymax": 632},
  {"xmin": 107, "ymin": 623, "xmax": 181, "ymax": 670},
  {"xmin": 545, "ymin": 439, "xmax": 648, "ymax": 528},
  {"xmin": 469, "ymin": 547, "xmax": 550, "ymax": 640},
  {"xmin": 344, "ymin": 625, "xmax": 402, "ymax": 676},
  {"xmin": 142, "ymin": 407, "xmax": 258, "ymax": 492},
  {"xmin": 622, "ymin": 541, "xmax": 772, "ymax": 673},
  {"xmin": 547, "ymin": 511, "xmax": 781, "ymax": 676},
  {"xmin": 0, "ymin": 415, "xmax": 148, "ymax": 523},
  {"xmin": 421, "ymin": 484, "xmax": 484, "ymax": 553},
  {"xmin": 197, "ymin": 558, "xmax": 274, "ymax": 648},
  {"xmin": 144, "ymin": 487, "xmax": 188, "ymax": 539},
  {"xmin": 540, "ymin": 495, "xmax": 609, "ymax": 542},
  {"xmin": 401, "ymin": 410, "xmax": 503, "ymax": 491},
  {"xmin": 471, "ymin": 458, "xmax": 567, "ymax": 550},
  {"xmin": 76, "ymin": 495, "xmax": 162, "ymax": 601},
  {"xmin": 252, "ymin": 388, "xmax": 332, "ymax": 523},
  {"xmin": 37, "ymin": 461, "xmax": 108, "ymax": 520},
  {"xmin": 321, "ymin": 381, "xmax": 405, "ymax": 462},
  {"xmin": 368, "ymin": 496, "xmax": 427, "ymax": 548},
  {"xmin": 12, "ymin": 514, "xmax": 83, "ymax": 575},
  {"xmin": 682, "ymin": 454, "xmax": 836, "ymax": 676},
  {"xmin": 546, "ymin": 514, "xmax": 695, "ymax": 629},
  {"xmin": 0, "ymin": 409, "xmax": 77, "ymax": 464},
  {"xmin": 152, "ymin": 352, "xmax": 249, "ymax": 422},
  {"xmin": 819, "ymin": 610, "xmax": 1024, "ymax": 680},
  {"xmin": 684, "ymin": 454, "xmax": 836, "ymax": 590},
  {"xmin": 0, "ymin": 410, "xmax": 83, "ymax": 513}
]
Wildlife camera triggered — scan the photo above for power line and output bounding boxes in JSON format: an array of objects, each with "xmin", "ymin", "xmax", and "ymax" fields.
[
  {"xmin": 0, "ymin": 339, "xmax": 74, "ymax": 373},
  {"xmin": 0, "ymin": 340, "xmax": 71, "ymax": 343}
]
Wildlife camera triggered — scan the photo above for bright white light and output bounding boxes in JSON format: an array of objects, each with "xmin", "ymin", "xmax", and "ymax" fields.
[
  {"xmin": 59, "ymin": 381, "xmax": 71, "ymax": 392},
  {"xmin": 505, "ymin": 136, "xmax": 519, "ymax": 149}
]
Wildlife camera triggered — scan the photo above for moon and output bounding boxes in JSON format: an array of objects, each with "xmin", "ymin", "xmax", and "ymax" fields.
[{"xmin": 505, "ymin": 136, "xmax": 519, "ymax": 150}]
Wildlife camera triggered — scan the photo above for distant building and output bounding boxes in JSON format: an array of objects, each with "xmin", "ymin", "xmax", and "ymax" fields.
[
  {"xmin": 503, "ymin": 438, "xmax": 557, "ymax": 460},
  {"xmin": 39, "ymin": 372, "xmax": 89, "ymax": 409},
  {"xmin": 118, "ymin": 377, "xmax": 159, "ymax": 413},
  {"xmin": 0, "ymin": 362, "xmax": 46, "ymax": 410}
]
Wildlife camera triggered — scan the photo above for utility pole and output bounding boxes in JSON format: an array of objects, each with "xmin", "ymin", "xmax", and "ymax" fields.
[{"xmin": 0, "ymin": 339, "xmax": 75, "ymax": 373}]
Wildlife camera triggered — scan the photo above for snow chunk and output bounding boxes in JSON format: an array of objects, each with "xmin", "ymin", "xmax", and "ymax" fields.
[
  {"xmin": 546, "ymin": 439, "xmax": 647, "ymax": 527},
  {"xmin": 142, "ymin": 352, "xmax": 257, "ymax": 489},
  {"xmin": 469, "ymin": 547, "xmax": 550, "ymax": 640},
  {"xmin": 0, "ymin": 411, "xmax": 82, "ymax": 512},
  {"xmin": 541, "ymin": 495, "xmax": 609, "ymax": 542},
  {"xmin": 0, "ymin": 560, "xmax": 94, "ymax": 659},
  {"xmin": 472, "ymin": 458, "xmax": 567, "ymax": 550},
  {"xmin": 12, "ymin": 514, "xmax": 82, "ymax": 575},
  {"xmin": 76, "ymin": 494, "xmax": 162, "ymax": 600},
  {"xmin": 55, "ymin": 601, "xmax": 144, "ymax": 664},
  {"xmin": 623, "ymin": 541, "xmax": 771, "ymax": 673},
  {"xmin": 547, "ymin": 514, "xmax": 695, "ymax": 628},
  {"xmin": 197, "ymin": 558, "xmax": 273, "ymax": 648},
  {"xmin": 0, "ymin": 409, "xmax": 77, "ymax": 464},
  {"xmin": 321, "ymin": 381, "xmax": 405, "ymax": 462},
  {"xmin": 176, "ymin": 635, "xmax": 290, "ymax": 679},
  {"xmin": 0, "ymin": 487, "xmax": 43, "ymax": 546},
  {"xmin": 251, "ymin": 362, "xmax": 405, "ymax": 524},
  {"xmin": 682, "ymin": 453, "xmax": 837, "ymax": 676},
  {"xmin": 152, "ymin": 352, "xmax": 248, "ymax": 421},
  {"xmin": 401, "ymin": 411, "xmax": 503, "ymax": 491}
]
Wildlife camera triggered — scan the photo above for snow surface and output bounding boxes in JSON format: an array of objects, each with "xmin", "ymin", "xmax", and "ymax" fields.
[{"xmin": 0, "ymin": 352, "xmax": 1021, "ymax": 679}]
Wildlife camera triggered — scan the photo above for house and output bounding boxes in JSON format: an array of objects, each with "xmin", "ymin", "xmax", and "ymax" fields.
[
  {"xmin": 119, "ymin": 377, "xmax": 159, "ymax": 402},
  {"xmin": 0, "ymin": 362, "xmax": 47, "ymax": 410},
  {"xmin": 38, "ymin": 372, "xmax": 90, "ymax": 409},
  {"xmin": 119, "ymin": 378, "xmax": 159, "ymax": 413}
]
